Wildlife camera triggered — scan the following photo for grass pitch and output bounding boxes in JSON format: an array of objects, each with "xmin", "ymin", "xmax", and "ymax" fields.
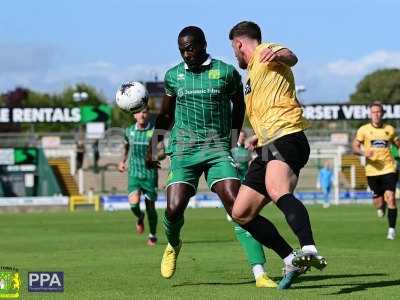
[{"xmin": 1, "ymin": 204, "xmax": 399, "ymax": 299}]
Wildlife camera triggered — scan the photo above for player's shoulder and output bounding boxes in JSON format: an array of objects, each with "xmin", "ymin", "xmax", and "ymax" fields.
[
  {"xmin": 383, "ymin": 123, "xmax": 395, "ymax": 131},
  {"xmin": 126, "ymin": 124, "xmax": 136, "ymax": 133},
  {"xmin": 124, "ymin": 124, "xmax": 136, "ymax": 139},
  {"xmin": 211, "ymin": 58, "xmax": 237, "ymax": 72},
  {"xmin": 211, "ymin": 59, "xmax": 240, "ymax": 82},
  {"xmin": 165, "ymin": 62, "xmax": 185, "ymax": 78},
  {"xmin": 146, "ymin": 123, "xmax": 155, "ymax": 131},
  {"xmin": 358, "ymin": 123, "xmax": 372, "ymax": 131}
]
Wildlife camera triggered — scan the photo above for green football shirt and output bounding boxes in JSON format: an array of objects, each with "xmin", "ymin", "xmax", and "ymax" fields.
[
  {"xmin": 164, "ymin": 56, "xmax": 242, "ymax": 156},
  {"xmin": 124, "ymin": 123, "xmax": 157, "ymax": 180}
]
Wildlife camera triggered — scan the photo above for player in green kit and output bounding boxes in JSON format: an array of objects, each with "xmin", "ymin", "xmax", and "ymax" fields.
[
  {"xmin": 146, "ymin": 26, "xmax": 296, "ymax": 288},
  {"xmin": 119, "ymin": 107, "xmax": 164, "ymax": 246},
  {"xmin": 231, "ymin": 130, "xmax": 253, "ymax": 181}
]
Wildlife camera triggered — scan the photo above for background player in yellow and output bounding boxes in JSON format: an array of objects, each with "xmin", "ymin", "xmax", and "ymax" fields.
[
  {"xmin": 228, "ymin": 21, "xmax": 326, "ymax": 289},
  {"xmin": 353, "ymin": 101, "xmax": 400, "ymax": 240}
]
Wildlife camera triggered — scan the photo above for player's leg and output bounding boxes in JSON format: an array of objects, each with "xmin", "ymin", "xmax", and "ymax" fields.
[
  {"xmin": 230, "ymin": 154, "xmax": 295, "ymax": 260},
  {"xmin": 264, "ymin": 132, "xmax": 326, "ymax": 270},
  {"xmin": 383, "ymin": 173, "xmax": 397, "ymax": 240},
  {"xmin": 322, "ymin": 186, "xmax": 330, "ymax": 208},
  {"xmin": 233, "ymin": 185, "xmax": 305, "ymax": 289},
  {"xmin": 211, "ymin": 174, "xmax": 275, "ymax": 288},
  {"xmin": 128, "ymin": 177, "xmax": 145, "ymax": 234},
  {"xmin": 140, "ymin": 176, "xmax": 159, "ymax": 246},
  {"xmin": 161, "ymin": 183, "xmax": 194, "ymax": 278},
  {"xmin": 373, "ymin": 196, "xmax": 386, "ymax": 218},
  {"xmin": 206, "ymin": 156, "xmax": 274, "ymax": 286},
  {"xmin": 230, "ymin": 155, "xmax": 307, "ymax": 289},
  {"xmin": 266, "ymin": 160, "xmax": 315, "ymax": 245},
  {"xmin": 161, "ymin": 162, "xmax": 199, "ymax": 279},
  {"xmin": 367, "ymin": 176, "xmax": 386, "ymax": 218},
  {"xmin": 144, "ymin": 199, "xmax": 158, "ymax": 246}
]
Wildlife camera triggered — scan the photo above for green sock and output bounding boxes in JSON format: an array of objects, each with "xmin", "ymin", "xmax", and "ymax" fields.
[
  {"xmin": 130, "ymin": 203, "xmax": 143, "ymax": 219},
  {"xmin": 146, "ymin": 205, "xmax": 158, "ymax": 235},
  {"xmin": 234, "ymin": 223, "xmax": 266, "ymax": 266},
  {"xmin": 163, "ymin": 212, "xmax": 184, "ymax": 247}
]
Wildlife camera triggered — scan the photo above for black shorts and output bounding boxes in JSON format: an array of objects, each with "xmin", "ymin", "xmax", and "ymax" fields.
[
  {"xmin": 367, "ymin": 172, "xmax": 397, "ymax": 197},
  {"xmin": 242, "ymin": 131, "xmax": 310, "ymax": 197}
]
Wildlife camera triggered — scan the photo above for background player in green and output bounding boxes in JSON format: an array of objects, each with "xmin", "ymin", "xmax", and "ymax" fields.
[
  {"xmin": 231, "ymin": 130, "xmax": 252, "ymax": 181},
  {"xmin": 147, "ymin": 26, "xmax": 297, "ymax": 288},
  {"xmin": 119, "ymin": 106, "xmax": 164, "ymax": 246}
]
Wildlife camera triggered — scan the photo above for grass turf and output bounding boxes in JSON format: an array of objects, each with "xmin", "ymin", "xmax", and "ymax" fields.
[{"xmin": 1, "ymin": 204, "xmax": 399, "ymax": 299}]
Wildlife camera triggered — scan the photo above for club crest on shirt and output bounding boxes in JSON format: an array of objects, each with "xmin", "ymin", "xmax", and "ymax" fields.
[
  {"xmin": 208, "ymin": 69, "xmax": 220, "ymax": 79},
  {"xmin": 146, "ymin": 130, "xmax": 153, "ymax": 138},
  {"xmin": 245, "ymin": 79, "xmax": 251, "ymax": 95}
]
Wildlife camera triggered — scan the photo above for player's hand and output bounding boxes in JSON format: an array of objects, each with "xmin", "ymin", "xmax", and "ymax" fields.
[
  {"xmin": 246, "ymin": 135, "xmax": 258, "ymax": 151},
  {"xmin": 365, "ymin": 149, "xmax": 374, "ymax": 159},
  {"xmin": 118, "ymin": 161, "xmax": 126, "ymax": 173},
  {"xmin": 145, "ymin": 147, "xmax": 161, "ymax": 169},
  {"xmin": 146, "ymin": 160, "xmax": 161, "ymax": 169},
  {"xmin": 259, "ymin": 47, "xmax": 278, "ymax": 64}
]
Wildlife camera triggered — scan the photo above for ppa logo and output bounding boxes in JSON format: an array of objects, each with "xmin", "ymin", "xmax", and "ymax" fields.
[{"xmin": 28, "ymin": 272, "xmax": 64, "ymax": 292}]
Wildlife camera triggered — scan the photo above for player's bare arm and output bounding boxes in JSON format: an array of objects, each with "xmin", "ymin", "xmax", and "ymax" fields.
[
  {"xmin": 259, "ymin": 48, "xmax": 298, "ymax": 67},
  {"xmin": 352, "ymin": 138, "xmax": 373, "ymax": 158},
  {"xmin": 156, "ymin": 141, "xmax": 166, "ymax": 161},
  {"xmin": 118, "ymin": 143, "xmax": 129, "ymax": 172},
  {"xmin": 230, "ymin": 88, "xmax": 245, "ymax": 135},
  {"xmin": 154, "ymin": 94, "xmax": 176, "ymax": 138},
  {"xmin": 246, "ymin": 135, "xmax": 258, "ymax": 151},
  {"xmin": 146, "ymin": 94, "xmax": 176, "ymax": 167}
]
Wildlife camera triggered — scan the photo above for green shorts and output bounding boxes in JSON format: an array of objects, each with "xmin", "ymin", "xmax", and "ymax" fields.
[
  {"xmin": 128, "ymin": 176, "xmax": 158, "ymax": 201},
  {"xmin": 166, "ymin": 150, "xmax": 240, "ymax": 192}
]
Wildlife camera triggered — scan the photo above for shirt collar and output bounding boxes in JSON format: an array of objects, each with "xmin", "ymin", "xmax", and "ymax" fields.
[
  {"xmin": 184, "ymin": 55, "xmax": 212, "ymax": 70},
  {"xmin": 135, "ymin": 122, "xmax": 151, "ymax": 131},
  {"xmin": 248, "ymin": 44, "xmax": 264, "ymax": 71}
]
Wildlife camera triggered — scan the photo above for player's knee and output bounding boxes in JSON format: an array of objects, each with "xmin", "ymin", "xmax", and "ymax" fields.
[
  {"xmin": 128, "ymin": 193, "xmax": 140, "ymax": 205},
  {"xmin": 231, "ymin": 207, "xmax": 252, "ymax": 225},
  {"xmin": 166, "ymin": 205, "xmax": 183, "ymax": 222},
  {"xmin": 266, "ymin": 186, "xmax": 285, "ymax": 202},
  {"xmin": 386, "ymin": 197, "xmax": 396, "ymax": 208},
  {"xmin": 384, "ymin": 192, "xmax": 396, "ymax": 208}
]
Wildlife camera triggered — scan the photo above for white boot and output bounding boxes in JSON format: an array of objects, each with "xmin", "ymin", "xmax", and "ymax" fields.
[{"xmin": 387, "ymin": 227, "xmax": 396, "ymax": 240}]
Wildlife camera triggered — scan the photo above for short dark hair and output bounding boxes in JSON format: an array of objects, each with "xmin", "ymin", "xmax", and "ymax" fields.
[
  {"xmin": 369, "ymin": 101, "xmax": 383, "ymax": 111},
  {"xmin": 178, "ymin": 26, "xmax": 206, "ymax": 46},
  {"xmin": 229, "ymin": 21, "xmax": 262, "ymax": 43}
]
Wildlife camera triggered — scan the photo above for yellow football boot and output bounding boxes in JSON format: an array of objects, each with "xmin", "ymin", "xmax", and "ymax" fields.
[
  {"xmin": 256, "ymin": 274, "xmax": 278, "ymax": 288},
  {"xmin": 161, "ymin": 241, "xmax": 182, "ymax": 279}
]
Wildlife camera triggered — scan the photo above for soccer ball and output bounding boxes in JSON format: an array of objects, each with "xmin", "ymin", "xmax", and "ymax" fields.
[{"xmin": 115, "ymin": 81, "xmax": 148, "ymax": 113}]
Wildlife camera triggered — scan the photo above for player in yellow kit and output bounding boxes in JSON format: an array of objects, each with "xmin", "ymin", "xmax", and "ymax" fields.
[
  {"xmin": 228, "ymin": 21, "xmax": 326, "ymax": 289},
  {"xmin": 353, "ymin": 101, "xmax": 400, "ymax": 240}
]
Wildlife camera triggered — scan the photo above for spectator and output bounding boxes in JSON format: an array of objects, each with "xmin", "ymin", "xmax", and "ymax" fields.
[
  {"xmin": 92, "ymin": 139, "xmax": 100, "ymax": 173},
  {"xmin": 318, "ymin": 161, "xmax": 333, "ymax": 208},
  {"xmin": 76, "ymin": 140, "xmax": 85, "ymax": 171}
]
